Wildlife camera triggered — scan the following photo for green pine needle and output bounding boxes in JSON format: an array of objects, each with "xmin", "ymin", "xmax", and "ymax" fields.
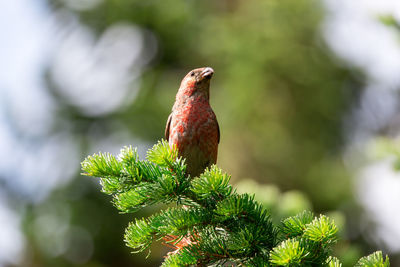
[
  {"xmin": 303, "ymin": 215, "xmax": 338, "ymax": 244},
  {"xmin": 81, "ymin": 152, "xmax": 122, "ymax": 178},
  {"xmin": 161, "ymin": 246, "xmax": 198, "ymax": 267},
  {"xmin": 147, "ymin": 140, "xmax": 178, "ymax": 168},
  {"xmin": 270, "ymin": 238, "xmax": 307, "ymax": 266},
  {"xmin": 190, "ymin": 165, "xmax": 232, "ymax": 201},
  {"xmin": 327, "ymin": 256, "xmax": 342, "ymax": 267},
  {"xmin": 125, "ymin": 218, "xmax": 154, "ymax": 253},
  {"xmin": 118, "ymin": 145, "xmax": 141, "ymax": 180},
  {"xmin": 214, "ymin": 193, "xmax": 257, "ymax": 218},
  {"xmin": 151, "ymin": 207, "xmax": 208, "ymax": 236},
  {"xmin": 113, "ymin": 183, "xmax": 158, "ymax": 213},
  {"xmin": 355, "ymin": 251, "xmax": 390, "ymax": 267},
  {"xmin": 282, "ymin": 210, "xmax": 314, "ymax": 238},
  {"xmin": 135, "ymin": 161, "xmax": 164, "ymax": 182},
  {"xmin": 99, "ymin": 174, "xmax": 133, "ymax": 195}
]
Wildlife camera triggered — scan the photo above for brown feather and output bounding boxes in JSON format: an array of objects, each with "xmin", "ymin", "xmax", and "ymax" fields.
[
  {"xmin": 165, "ymin": 113, "xmax": 172, "ymax": 141},
  {"xmin": 217, "ymin": 120, "xmax": 220, "ymax": 144}
]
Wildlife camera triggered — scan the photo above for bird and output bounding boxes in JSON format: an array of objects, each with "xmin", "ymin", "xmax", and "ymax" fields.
[{"xmin": 165, "ymin": 67, "xmax": 220, "ymax": 177}]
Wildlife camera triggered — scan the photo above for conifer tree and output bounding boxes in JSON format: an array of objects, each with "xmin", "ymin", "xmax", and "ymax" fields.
[{"xmin": 81, "ymin": 140, "xmax": 389, "ymax": 266}]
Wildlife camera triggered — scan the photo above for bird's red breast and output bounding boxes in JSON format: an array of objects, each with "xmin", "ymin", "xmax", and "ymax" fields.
[{"xmin": 165, "ymin": 67, "xmax": 219, "ymax": 177}]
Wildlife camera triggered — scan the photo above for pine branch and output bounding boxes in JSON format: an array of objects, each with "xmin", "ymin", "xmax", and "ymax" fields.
[
  {"xmin": 81, "ymin": 140, "xmax": 390, "ymax": 266},
  {"xmin": 327, "ymin": 256, "xmax": 342, "ymax": 267},
  {"xmin": 355, "ymin": 251, "xmax": 390, "ymax": 267},
  {"xmin": 281, "ymin": 210, "xmax": 314, "ymax": 238}
]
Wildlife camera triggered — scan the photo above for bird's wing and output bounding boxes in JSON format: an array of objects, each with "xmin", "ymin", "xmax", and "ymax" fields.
[{"xmin": 165, "ymin": 113, "xmax": 172, "ymax": 141}]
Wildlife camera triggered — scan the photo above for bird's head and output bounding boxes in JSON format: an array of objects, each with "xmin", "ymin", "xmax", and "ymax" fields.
[{"xmin": 179, "ymin": 67, "xmax": 214, "ymax": 99}]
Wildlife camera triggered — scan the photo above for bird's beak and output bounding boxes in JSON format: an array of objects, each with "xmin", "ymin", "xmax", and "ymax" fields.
[{"xmin": 201, "ymin": 67, "xmax": 214, "ymax": 79}]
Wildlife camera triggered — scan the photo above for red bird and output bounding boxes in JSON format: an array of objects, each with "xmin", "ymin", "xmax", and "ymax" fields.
[{"xmin": 165, "ymin": 67, "xmax": 219, "ymax": 177}]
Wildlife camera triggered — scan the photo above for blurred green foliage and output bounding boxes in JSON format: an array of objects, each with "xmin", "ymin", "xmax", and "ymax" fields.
[
  {"xmin": 51, "ymin": 0, "xmax": 359, "ymax": 209},
  {"xmin": 379, "ymin": 14, "xmax": 400, "ymax": 32},
  {"xmin": 24, "ymin": 0, "xmax": 368, "ymax": 266}
]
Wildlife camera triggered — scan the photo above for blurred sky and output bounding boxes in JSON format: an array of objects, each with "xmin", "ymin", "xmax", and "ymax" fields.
[
  {"xmin": 323, "ymin": 0, "xmax": 400, "ymax": 253},
  {"xmin": 0, "ymin": 1, "xmax": 56, "ymax": 265},
  {"xmin": 1, "ymin": 0, "xmax": 400, "ymax": 266}
]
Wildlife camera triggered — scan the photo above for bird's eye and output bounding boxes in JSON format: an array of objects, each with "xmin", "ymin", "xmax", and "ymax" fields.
[{"xmin": 190, "ymin": 71, "xmax": 195, "ymax": 77}]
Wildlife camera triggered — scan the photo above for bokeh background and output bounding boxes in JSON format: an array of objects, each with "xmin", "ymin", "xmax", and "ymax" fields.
[{"xmin": 2, "ymin": 0, "xmax": 400, "ymax": 266}]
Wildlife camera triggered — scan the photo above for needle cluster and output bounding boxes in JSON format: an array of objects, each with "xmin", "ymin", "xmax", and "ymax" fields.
[{"xmin": 81, "ymin": 140, "xmax": 389, "ymax": 267}]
